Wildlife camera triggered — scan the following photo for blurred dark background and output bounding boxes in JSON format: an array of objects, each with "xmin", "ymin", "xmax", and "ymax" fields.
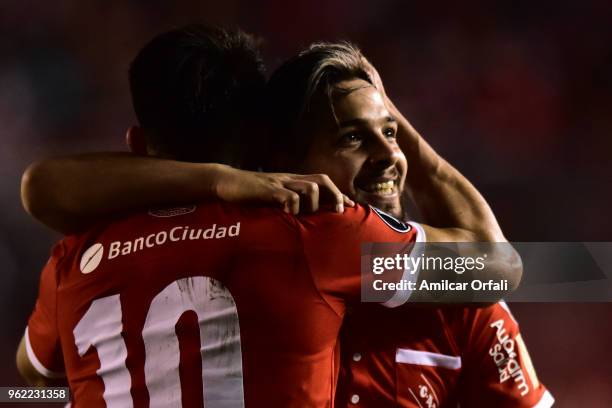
[{"xmin": 1, "ymin": 0, "xmax": 611, "ymax": 406}]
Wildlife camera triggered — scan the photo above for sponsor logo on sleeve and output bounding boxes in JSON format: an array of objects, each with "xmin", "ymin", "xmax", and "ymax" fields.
[{"xmin": 488, "ymin": 319, "xmax": 535, "ymax": 397}]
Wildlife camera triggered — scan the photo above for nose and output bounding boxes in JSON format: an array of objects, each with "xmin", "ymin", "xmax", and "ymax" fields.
[{"xmin": 367, "ymin": 133, "xmax": 400, "ymax": 170}]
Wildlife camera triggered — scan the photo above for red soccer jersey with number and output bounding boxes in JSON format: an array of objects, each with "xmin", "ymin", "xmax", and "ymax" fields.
[
  {"xmin": 26, "ymin": 203, "xmax": 422, "ymax": 408},
  {"xmin": 336, "ymin": 301, "xmax": 553, "ymax": 407}
]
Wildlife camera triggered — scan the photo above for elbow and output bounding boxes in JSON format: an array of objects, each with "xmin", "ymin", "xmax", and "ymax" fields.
[
  {"xmin": 21, "ymin": 161, "xmax": 49, "ymax": 220},
  {"xmin": 472, "ymin": 229, "xmax": 522, "ymax": 291},
  {"xmin": 490, "ymin": 242, "xmax": 523, "ymax": 293},
  {"xmin": 21, "ymin": 161, "xmax": 78, "ymax": 234},
  {"xmin": 505, "ymin": 246, "xmax": 523, "ymax": 292}
]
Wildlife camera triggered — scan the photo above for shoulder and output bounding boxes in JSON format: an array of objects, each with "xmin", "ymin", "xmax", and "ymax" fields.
[
  {"xmin": 461, "ymin": 301, "xmax": 518, "ymax": 329},
  {"xmin": 298, "ymin": 204, "xmax": 419, "ymax": 234},
  {"xmin": 295, "ymin": 205, "xmax": 425, "ymax": 252},
  {"xmin": 368, "ymin": 206, "xmax": 412, "ymax": 233}
]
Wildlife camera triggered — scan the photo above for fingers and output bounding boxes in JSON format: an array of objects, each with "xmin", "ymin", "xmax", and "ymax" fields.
[
  {"xmin": 264, "ymin": 172, "xmax": 355, "ymax": 215},
  {"xmin": 297, "ymin": 174, "xmax": 346, "ymax": 213},
  {"xmin": 283, "ymin": 180, "xmax": 319, "ymax": 213},
  {"xmin": 271, "ymin": 188, "xmax": 301, "ymax": 215},
  {"xmin": 343, "ymin": 194, "xmax": 355, "ymax": 208}
]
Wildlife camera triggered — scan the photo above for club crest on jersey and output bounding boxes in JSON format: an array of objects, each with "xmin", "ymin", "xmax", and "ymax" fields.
[
  {"xmin": 370, "ymin": 205, "xmax": 411, "ymax": 233},
  {"xmin": 148, "ymin": 205, "xmax": 196, "ymax": 218}
]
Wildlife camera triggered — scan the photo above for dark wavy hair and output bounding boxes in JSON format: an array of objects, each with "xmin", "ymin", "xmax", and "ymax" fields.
[{"xmin": 129, "ymin": 24, "xmax": 265, "ymax": 163}]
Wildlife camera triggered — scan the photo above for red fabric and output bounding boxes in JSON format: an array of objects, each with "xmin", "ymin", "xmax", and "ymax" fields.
[
  {"xmin": 337, "ymin": 302, "xmax": 551, "ymax": 407},
  {"xmin": 26, "ymin": 241, "xmax": 67, "ymax": 376},
  {"xmin": 27, "ymin": 203, "xmax": 418, "ymax": 407}
]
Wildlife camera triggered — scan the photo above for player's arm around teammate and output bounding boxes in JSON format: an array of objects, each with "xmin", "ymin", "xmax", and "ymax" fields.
[
  {"xmin": 22, "ymin": 152, "xmax": 353, "ymax": 234},
  {"xmin": 21, "ymin": 42, "xmax": 521, "ymax": 300}
]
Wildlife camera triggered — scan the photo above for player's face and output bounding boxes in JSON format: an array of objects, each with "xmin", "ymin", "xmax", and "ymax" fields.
[{"xmin": 300, "ymin": 78, "xmax": 407, "ymax": 217}]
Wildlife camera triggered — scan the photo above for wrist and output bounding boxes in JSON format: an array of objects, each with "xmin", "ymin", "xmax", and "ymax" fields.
[
  {"xmin": 196, "ymin": 163, "xmax": 231, "ymax": 199},
  {"xmin": 205, "ymin": 163, "xmax": 248, "ymax": 202}
]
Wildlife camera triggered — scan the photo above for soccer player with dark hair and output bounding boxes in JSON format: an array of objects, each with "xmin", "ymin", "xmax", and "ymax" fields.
[
  {"xmin": 126, "ymin": 24, "xmax": 265, "ymax": 165},
  {"xmin": 18, "ymin": 28, "xmax": 531, "ymax": 407},
  {"xmin": 16, "ymin": 25, "xmax": 425, "ymax": 407}
]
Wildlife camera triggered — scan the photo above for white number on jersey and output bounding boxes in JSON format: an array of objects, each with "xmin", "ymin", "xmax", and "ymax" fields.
[{"xmin": 73, "ymin": 277, "xmax": 245, "ymax": 407}]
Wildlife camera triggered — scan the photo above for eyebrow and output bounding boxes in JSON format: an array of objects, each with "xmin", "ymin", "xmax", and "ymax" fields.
[{"xmin": 338, "ymin": 115, "xmax": 396, "ymax": 128}]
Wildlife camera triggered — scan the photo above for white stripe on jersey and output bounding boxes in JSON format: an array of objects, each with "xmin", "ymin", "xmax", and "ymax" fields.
[
  {"xmin": 24, "ymin": 327, "xmax": 65, "ymax": 379},
  {"xmin": 498, "ymin": 300, "xmax": 518, "ymax": 325},
  {"xmin": 382, "ymin": 222, "xmax": 426, "ymax": 308},
  {"xmin": 396, "ymin": 348, "xmax": 462, "ymax": 370},
  {"xmin": 533, "ymin": 390, "xmax": 555, "ymax": 408}
]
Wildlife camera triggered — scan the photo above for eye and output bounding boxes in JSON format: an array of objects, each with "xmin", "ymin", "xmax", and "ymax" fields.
[
  {"xmin": 340, "ymin": 132, "xmax": 363, "ymax": 146},
  {"xmin": 383, "ymin": 127, "xmax": 396, "ymax": 139}
]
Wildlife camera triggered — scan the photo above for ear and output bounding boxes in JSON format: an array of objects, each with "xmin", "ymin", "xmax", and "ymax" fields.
[{"xmin": 125, "ymin": 126, "xmax": 148, "ymax": 155}]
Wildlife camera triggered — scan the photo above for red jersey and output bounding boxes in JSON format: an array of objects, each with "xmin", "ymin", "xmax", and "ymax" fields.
[
  {"xmin": 336, "ymin": 301, "xmax": 553, "ymax": 407},
  {"xmin": 26, "ymin": 203, "xmax": 422, "ymax": 407}
]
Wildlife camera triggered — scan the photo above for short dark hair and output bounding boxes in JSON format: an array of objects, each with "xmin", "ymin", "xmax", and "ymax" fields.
[
  {"xmin": 260, "ymin": 42, "xmax": 371, "ymax": 170},
  {"xmin": 129, "ymin": 24, "xmax": 265, "ymax": 163}
]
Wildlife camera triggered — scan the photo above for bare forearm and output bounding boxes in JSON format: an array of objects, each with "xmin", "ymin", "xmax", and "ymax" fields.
[
  {"xmin": 21, "ymin": 153, "xmax": 220, "ymax": 233},
  {"xmin": 362, "ymin": 56, "xmax": 519, "ymax": 289},
  {"xmin": 389, "ymin": 101, "xmax": 505, "ymax": 242},
  {"xmin": 389, "ymin": 103, "xmax": 521, "ymax": 291},
  {"xmin": 21, "ymin": 152, "xmax": 352, "ymax": 234}
]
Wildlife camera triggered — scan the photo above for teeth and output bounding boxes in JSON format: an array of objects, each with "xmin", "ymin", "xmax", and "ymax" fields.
[
  {"xmin": 374, "ymin": 181, "xmax": 394, "ymax": 190},
  {"xmin": 369, "ymin": 180, "xmax": 395, "ymax": 194}
]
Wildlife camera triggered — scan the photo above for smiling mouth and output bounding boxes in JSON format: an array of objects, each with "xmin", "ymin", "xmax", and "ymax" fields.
[{"xmin": 356, "ymin": 180, "xmax": 398, "ymax": 197}]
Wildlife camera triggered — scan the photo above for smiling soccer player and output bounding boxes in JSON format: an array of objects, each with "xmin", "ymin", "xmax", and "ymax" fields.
[{"xmin": 18, "ymin": 36, "xmax": 531, "ymax": 406}]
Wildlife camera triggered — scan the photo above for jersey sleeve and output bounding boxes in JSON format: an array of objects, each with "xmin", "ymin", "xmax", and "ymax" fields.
[
  {"xmin": 25, "ymin": 241, "xmax": 66, "ymax": 379},
  {"xmin": 457, "ymin": 302, "xmax": 554, "ymax": 407},
  {"xmin": 299, "ymin": 205, "xmax": 426, "ymax": 316}
]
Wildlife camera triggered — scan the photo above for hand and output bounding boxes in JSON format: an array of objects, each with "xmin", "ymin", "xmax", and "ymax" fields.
[{"xmin": 213, "ymin": 166, "xmax": 355, "ymax": 214}]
